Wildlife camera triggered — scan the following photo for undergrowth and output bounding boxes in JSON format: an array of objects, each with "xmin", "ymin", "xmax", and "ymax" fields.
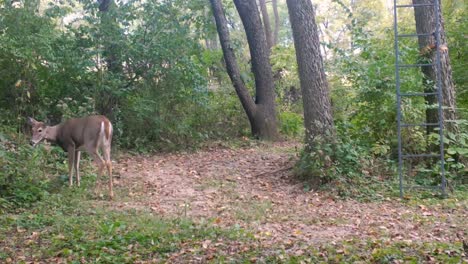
[{"xmin": 294, "ymin": 124, "xmax": 396, "ymax": 200}]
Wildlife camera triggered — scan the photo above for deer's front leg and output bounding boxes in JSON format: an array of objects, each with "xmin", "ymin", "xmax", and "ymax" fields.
[{"xmin": 67, "ymin": 148, "xmax": 76, "ymax": 187}]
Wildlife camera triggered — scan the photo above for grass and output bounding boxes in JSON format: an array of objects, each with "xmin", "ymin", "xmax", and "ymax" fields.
[
  {"xmin": 233, "ymin": 200, "xmax": 273, "ymax": 222},
  {"xmin": 1, "ymin": 187, "xmax": 466, "ymax": 263},
  {"xmin": 0, "ymin": 188, "xmax": 254, "ymax": 263}
]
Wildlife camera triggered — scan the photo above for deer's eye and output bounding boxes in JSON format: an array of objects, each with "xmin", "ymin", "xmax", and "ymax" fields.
[{"xmin": 38, "ymin": 129, "xmax": 43, "ymax": 132}]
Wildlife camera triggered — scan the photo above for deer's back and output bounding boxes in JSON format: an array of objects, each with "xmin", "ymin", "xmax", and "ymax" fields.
[{"xmin": 56, "ymin": 115, "xmax": 112, "ymax": 151}]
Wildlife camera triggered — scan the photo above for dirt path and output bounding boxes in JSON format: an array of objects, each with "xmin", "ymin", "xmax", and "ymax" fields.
[{"xmin": 111, "ymin": 142, "xmax": 466, "ymax": 254}]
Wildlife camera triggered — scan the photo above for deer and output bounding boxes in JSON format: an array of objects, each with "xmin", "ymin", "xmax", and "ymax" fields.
[{"xmin": 27, "ymin": 115, "xmax": 114, "ymax": 199}]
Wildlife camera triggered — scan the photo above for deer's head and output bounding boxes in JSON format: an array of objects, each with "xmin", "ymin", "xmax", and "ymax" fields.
[{"xmin": 27, "ymin": 117, "xmax": 48, "ymax": 147}]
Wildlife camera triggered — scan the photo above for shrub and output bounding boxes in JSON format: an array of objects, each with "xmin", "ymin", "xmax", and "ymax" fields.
[
  {"xmin": 0, "ymin": 125, "xmax": 68, "ymax": 211},
  {"xmin": 294, "ymin": 123, "xmax": 393, "ymax": 199}
]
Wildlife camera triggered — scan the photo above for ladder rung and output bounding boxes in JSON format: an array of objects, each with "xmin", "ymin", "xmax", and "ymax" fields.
[
  {"xmin": 402, "ymin": 154, "xmax": 440, "ymax": 158},
  {"xmin": 399, "ymin": 92, "xmax": 438, "ymax": 97},
  {"xmin": 400, "ymin": 123, "xmax": 439, "ymax": 127},
  {"xmin": 396, "ymin": 4, "xmax": 435, "ymax": 8},
  {"xmin": 397, "ymin": 33, "xmax": 433, "ymax": 38},
  {"xmin": 398, "ymin": 63, "xmax": 434, "ymax": 68}
]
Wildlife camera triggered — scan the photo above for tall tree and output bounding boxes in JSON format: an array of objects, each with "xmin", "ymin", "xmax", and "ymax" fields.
[
  {"xmin": 97, "ymin": 0, "xmax": 121, "ymax": 118},
  {"xmin": 272, "ymin": 0, "xmax": 280, "ymax": 45},
  {"xmin": 209, "ymin": 0, "xmax": 278, "ymax": 139},
  {"xmin": 413, "ymin": 0, "xmax": 458, "ymax": 133},
  {"xmin": 98, "ymin": 0, "xmax": 121, "ymax": 74},
  {"xmin": 259, "ymin": 0, "xmax": 274, "ymax": 50},
  {"xmin": 286, "ymin": 0, "xmax": 335, "ymax": 147}
]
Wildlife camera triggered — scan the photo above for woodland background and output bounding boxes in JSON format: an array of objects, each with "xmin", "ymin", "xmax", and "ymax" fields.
[{"xmin": 0, "ymin": 0, "xmax": 466, "ymax": 262}]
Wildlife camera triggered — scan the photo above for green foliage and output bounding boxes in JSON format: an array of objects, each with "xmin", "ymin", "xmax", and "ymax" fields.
[
  {"xmin": 443, "ymin": 1, "xmax": 468, "ymax": 118},
  {"xmin": 279, "ymin": 111, "xmax": 303, "ymax": 138},
  {"xmin": 295, "ymin": 123, "xmax": 393, "ymax": 199},
  {"xmin": 0, "ymin": 0, "xmax": 250, "ymax": 151},
  {"xmin": 0, "ymin": 126, "xmax": 69, "ymax": 211}
]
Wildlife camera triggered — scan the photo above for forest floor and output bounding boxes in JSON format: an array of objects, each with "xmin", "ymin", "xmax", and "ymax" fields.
[
  {"xmin": 1, "ymin": 141, "xmax": 467, "ymax": 263},
  {"xmin": 106, "ymin": 141, "xmax": 467, "ymax": 262}
]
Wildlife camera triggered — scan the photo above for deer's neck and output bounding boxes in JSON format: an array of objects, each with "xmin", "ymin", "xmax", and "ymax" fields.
[{"xmin": 45, "ymin": 125, "xmax": 61, "ymax": 142}]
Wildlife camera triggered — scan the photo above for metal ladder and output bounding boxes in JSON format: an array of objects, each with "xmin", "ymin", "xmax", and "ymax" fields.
[{"xmin": 393, "ymin": 0, "xmax": 446, "ymax": 197}]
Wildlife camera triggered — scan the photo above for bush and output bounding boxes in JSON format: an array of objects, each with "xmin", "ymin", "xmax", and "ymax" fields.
[
  {"xmin": 279, "ymin": 111, "xmax": 304, "ymax": 138},
  {"xmin": 294, "ymin": 123, "xmax": 393, "ymax": 199},
  {"xmin": 0, "ymin": 125, "xmax": 68, "ymax": 211}
]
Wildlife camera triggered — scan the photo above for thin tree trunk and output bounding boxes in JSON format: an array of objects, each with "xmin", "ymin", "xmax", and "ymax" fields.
[
  {"xmin": 286, "ymin": 0, "xmax": 335, "ymax": 147},
  {"xmin": 413, "ymin": 0, "xmax": 458, "ymax": 134},
  {"xmin": 209, "ymin": 0, "xmax": 256, "ymax": 121},
  {"xmin": 99, "ymin": 0, "xmax": 121, "ymax": 74},
  {"xmin": 210, "ymin": 0, "xmax": 278, "ymax": 140},
  {"xmin": 259, "ymin": 0, "xmax": 274, "ymax": 50},
  {"xmin": 97, "ymin": 0, "xmax": 120, "ymax": 118},
  {"xmin": 272, "ymin": 0, "xmax": 280, "ymax": 45}
]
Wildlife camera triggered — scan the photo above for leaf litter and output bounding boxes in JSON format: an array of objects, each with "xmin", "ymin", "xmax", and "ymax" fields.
[{"xmin": 109, "ymin": 141, "xmax": 466, "ymax": 259}]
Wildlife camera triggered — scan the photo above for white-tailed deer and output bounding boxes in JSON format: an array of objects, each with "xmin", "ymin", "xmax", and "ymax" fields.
[{"xmin": 27, "ymin": 115, "xmax": 114, "ymax": 199}]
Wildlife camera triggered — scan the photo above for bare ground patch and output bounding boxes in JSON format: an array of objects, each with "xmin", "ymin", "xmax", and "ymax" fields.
[{"xmin": 109, "ymin": 142, "xmax": 467, "ymax": 254}]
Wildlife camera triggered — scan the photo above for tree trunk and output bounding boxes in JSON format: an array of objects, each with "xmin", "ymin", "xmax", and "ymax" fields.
[
  {"xmin": 234, "ymin": 0, "xmax": 278, "ymax": 139},
  {"xmin": 413, "ymin": 0, "xmax": 458, "ymax": 134},
  {"xmin": 272, "ymin": 0, "xmax": 280, "ymax": 45},
  {"xmin": 259, "ymin": 0, "xmax": 274, "ymax": 50},
  {"xmin": 286, "ymin": 0, "xmax": 335, "ymax": 147},
  {"xmin": 99, "ymin": 0, "xmax": 121, "ymax": 74},
  {"xmin": 97, "ymin": 0, "xmax": 120, "ymax": 118},
  {"xmin": 210, "ymin": 0, "xmax": 279, "ymax": 140}
]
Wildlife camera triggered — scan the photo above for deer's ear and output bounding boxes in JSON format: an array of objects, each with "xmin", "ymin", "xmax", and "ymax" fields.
[{"xmin": 27, "ymin": 117, "xmax": 37, "ymax": 126}]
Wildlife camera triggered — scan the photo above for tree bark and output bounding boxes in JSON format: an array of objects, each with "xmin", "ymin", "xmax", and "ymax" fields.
[
  {"xmin": 272, "ymin": 0, "xmax": 280, "ymax": 45},
  {"xmin": 234, "ymin": 0, "xmax": 278, "ymax": 139},
  {"xmin": 286, "ymin": 0, "xmax": 335, "ymax": 147},
  {"xmin": 259, "ymin": 0, "xmax": 274, "ymax": 50},
  {"xmin": 99, "ymin": 0, "xmax": 121, "ymax": 74},
  {"xmin": 210, "ymin": 0, "xmax": 279, "ymax": 140},
  {"xmin": 413, "ymin": 0, "xmax": 458, "ymax": 134},
  {"xmin": 97, "ymin": 0, "xmax": 120, "ymax": 118}
]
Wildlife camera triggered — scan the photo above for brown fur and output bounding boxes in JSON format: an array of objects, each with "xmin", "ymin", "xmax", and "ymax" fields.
[{"xmin": 28, "ymin": 115, "xmax": 114, "ymax": 199}]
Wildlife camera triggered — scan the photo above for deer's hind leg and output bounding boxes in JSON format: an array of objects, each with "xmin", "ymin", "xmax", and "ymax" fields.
[
  {"xmin": 74, "ymin": 150, "xmax": 81, "ymax": 186},
  {"xmin": 67, "ymin": 146, "xmax": 76, "ymax": 187},
  {"xmin": 85, "ymin": 145, "xmax": 106, "ymax": 197},
  {"xmin": 102, "ymin": 144, "xmax": 113, "ymax": 199}
]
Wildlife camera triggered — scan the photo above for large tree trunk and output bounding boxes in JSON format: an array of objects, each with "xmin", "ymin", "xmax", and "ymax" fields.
[
  {"xmin": 210, "ymin": 0, "xmax": 279, "ymax": 140},
  {"xmin": 272, "ymin": 0, "xmax": 280, "ymax": 45},
  {"xmin": 286, "ymin": 0, "xmax": 335, "ymax": 147},
  {"xmin": 259, "ymin": 0, "xmax": 274, "ymax": 50},
  {"xmin": 413, "ymin": 0, "xmax": 458, "ymax": 134},
  {"xmin": 234, "ymin": 0, "xmax": 278, "ymax": 139}
]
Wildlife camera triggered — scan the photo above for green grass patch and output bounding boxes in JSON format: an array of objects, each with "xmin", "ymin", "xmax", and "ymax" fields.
[{"xmin": 0, "ymin": 190, "xmax": 252, "ymax": 263}]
